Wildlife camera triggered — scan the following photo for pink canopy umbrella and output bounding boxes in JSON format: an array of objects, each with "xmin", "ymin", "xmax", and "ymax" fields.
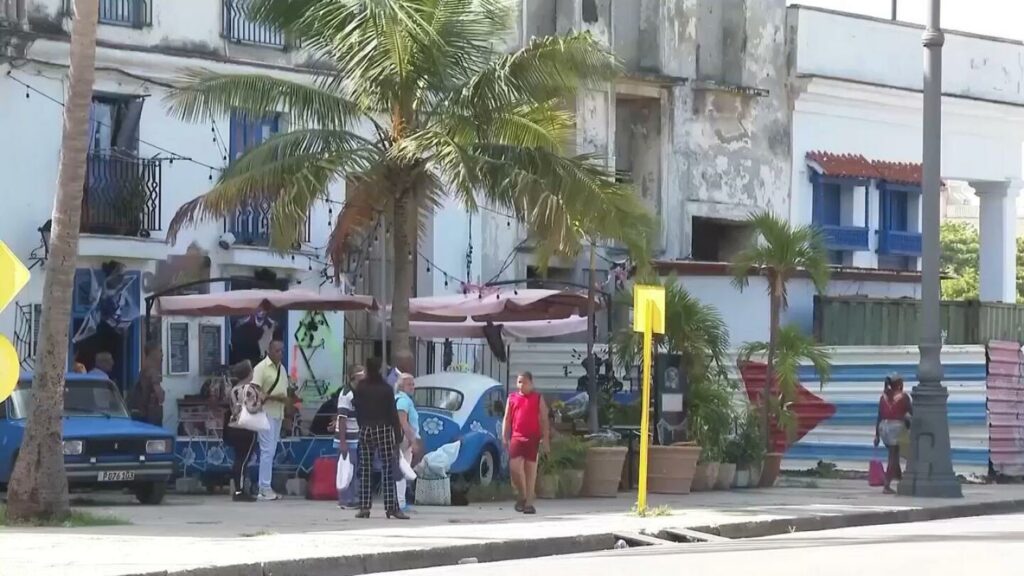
[
  {"xmin": 155, "ymin": 289, "xmax": 378, "ymax": 316},
  {"xmin": 407, "ymin": 288, "xmax": 597, "ymax": 323},
  {"xmin": 409, "ymin": 315, "xmax": 588, "ymax": 339}
]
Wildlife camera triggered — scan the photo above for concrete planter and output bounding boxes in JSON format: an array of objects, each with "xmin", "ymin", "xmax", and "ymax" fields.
[
  {"xmin": 748, "ymin": 462, "xmax": 763, "ymax": 488},
  {"xmin": 691, "ymin": 462, "xmax": 720, "ymax": 492},
  {"xmin": 537, "ymin": 474, "xmax": 559, "ymax": 499},
  {"xmin": 559, "ymin": 469, "xmax": 585, "ymax": 498},
  {"xmin": 647, "ymin": 444, "xmax": 701, "ymax": 494},
  {"xmin": 583, "ymin": 447, "xmax": 627, "ymax": 497},
  {"xmin": 759, "ymin": 453, "xmax": 783, "ymax": 487},
  {"xmin": 715, "ymin": 463, "xmax": 737, "ymax": 490},
  {"xmin": 733, "ymin": 467, "xmax": 751, "ymax": 488}
]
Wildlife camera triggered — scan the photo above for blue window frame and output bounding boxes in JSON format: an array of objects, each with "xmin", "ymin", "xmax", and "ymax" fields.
[
  {"xmin": 68, "ymin": 268, "xmax": 141, "ymax": 394},
  {"xmin": 810, "ymin": 172, "xmax": 870, "ymax": 259},
  {"xmin": 227, "ymin": 113, "xmax": 282, "ymax": 246},
  {"xmin": 878, "ymin": 182, "xmax": 922, "ymax": 260}
]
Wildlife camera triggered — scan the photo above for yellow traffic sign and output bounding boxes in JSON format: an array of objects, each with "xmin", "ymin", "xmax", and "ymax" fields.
[
  {"xmin": 0, "ymin": 241, "xmax": 30, "ymax": 312},
  {"xmin": 633, "ymin": 284, "xmax": 665, "ymax": 334},
  {"xmin": 0, "ymin": 240, "xmax": 30, "ymax": 404},
  {"xmin": 632, "ymin": 284, "xmax": 665, "ymax": 514}
]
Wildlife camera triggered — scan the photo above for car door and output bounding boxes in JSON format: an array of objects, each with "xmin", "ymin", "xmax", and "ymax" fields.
[{"xmin": 0, "ymin": 400, "xmax": 22, "ymax": 483}]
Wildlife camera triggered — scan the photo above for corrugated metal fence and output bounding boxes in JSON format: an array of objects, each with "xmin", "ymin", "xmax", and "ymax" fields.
[
  {"xmin": 987, "ymin": 341, "xmax": 1024, "ymax": 477},
  {"xmin": 815, "ymin": 296, "xmax": 1024, "ymax": 346}
]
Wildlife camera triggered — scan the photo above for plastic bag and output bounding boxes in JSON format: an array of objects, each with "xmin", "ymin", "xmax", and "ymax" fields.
[
  {"xmin": 416, "ymin": 441, "xmax": 461, "ymax": 479},
  {"xmin": 336, "ymin": 453, "xmax": 354, "ymax": 491},
  {"xmin": 399, "ymin": 450, "xmax": 417, "ymax": 481},
  {"xmin": 868, "ymin": 460, "xmax": 885, "ymax": 487},
  {"xmin": 561, "ymin": 392, "xmax": 589, "ymax": 419}
]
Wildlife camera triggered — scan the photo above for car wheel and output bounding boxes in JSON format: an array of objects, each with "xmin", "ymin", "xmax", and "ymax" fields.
[
  {"xmin": 475, "ymin": 448, "xmax": 496, "ymax": 487},
  {"xmin": 134, "ymin": 481, "xmax": 167, "ymax": 505}
]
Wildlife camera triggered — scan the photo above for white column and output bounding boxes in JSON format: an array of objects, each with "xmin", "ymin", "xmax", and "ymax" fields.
[
  {"xmin": 850, "ymin": 185, "xmax": 874, "ymax": 268},
  {"xmin": 975, "ymin": 180, "xmax": 1021, "ymax": 303}
]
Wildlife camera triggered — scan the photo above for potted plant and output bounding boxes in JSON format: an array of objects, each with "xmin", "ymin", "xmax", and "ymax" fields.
[
  {"xmin": 612, "ymin": 279, "xmax": 730, "ymax": 495},
  {"xmin": 733, "ymin": 406, "xmax": 765, "ymax": 488},
  {"xmin": 582, "ymin": 432, "xmax": 627, "ymax": 498},
  {"xmin": 731, "ymin": 211, "xmax": 832, "ymax": 488},
  {"xmin": 554, "ymin": 436, "xmax": 588, "ymax": 498},
  {"xmin": 687, "ymin": 377, "xmax": 734, "ymax": 492},
  {"xmin": 536, "ymin": 451, "xmax": 562, "ymax": 499},
  {"xmin": 717, "ymin": 437, "xmax": 740, "ymax": 491}
]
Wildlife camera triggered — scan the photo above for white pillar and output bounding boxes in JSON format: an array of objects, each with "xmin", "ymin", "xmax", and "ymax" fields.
[
  {"xmin": 975, "ymin": 180, "xmax": 1021, "ymax": 303},
  {"xmin": 850, "ymin": 185, "xmax": 874, "ymax": 268}
]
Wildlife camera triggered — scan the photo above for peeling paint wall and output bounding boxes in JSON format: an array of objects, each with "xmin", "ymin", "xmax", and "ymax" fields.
[
  {"xmin": 616, "ymin": 97, "xmax": 662, "ymax": 217},
  {"xmin": 678, "ymin": 0, "xmax": 791, "ymax": 258}
]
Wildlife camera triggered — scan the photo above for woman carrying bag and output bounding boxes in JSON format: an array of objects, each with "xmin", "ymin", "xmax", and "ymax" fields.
[{"xmin": 224, "ymin": 360, "xmax": 266, "ymax": 502}]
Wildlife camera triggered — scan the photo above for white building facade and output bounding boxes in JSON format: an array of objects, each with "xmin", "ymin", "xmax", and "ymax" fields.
[{"xmin": 0, "ymin": 0, "xmax": 346, "ymax": 433}]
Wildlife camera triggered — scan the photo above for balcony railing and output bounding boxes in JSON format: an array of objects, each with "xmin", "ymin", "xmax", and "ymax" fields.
[
  {"xmin": 222, "ymin": 0, "xmax": 286, "ymax": 48},
  {"xmin": 81, "ymin": 152, "xmax": 162, "ymax": 237},
  {"xmin": 820, "ymin": 225, "xmax": 870, "ymax": 252},
  {"xmin": 878, "ymin": 229, "xmax": 922, "ymax": 257},
  {"xmin": 227, "ymin": 200, "xmax": 311, "ymax": 247},
  {"xmin": 66, "ymin": 0, "xmax": 151, "ymax": 28}
]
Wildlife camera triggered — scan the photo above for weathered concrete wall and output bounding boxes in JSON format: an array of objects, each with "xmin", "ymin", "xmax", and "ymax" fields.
[
  {"xmin": 616, "ymin": 97, "xmax": 662, "ymax": 216},
  {"xmin": 678, "ymin": 0, "xmax": 791, "ymax": 258}
]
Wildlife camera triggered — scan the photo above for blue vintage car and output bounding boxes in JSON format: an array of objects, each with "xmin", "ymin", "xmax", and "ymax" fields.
[
  {"xmin": 413, "ymin": 372, "xmax": 507, "ymax": 486},
  {"xmin": 0, "ymin": 372, "xmax": 176, "ymax": 504}
]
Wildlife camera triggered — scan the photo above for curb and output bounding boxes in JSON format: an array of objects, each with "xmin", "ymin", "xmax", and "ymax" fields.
[{"xmin": 135, "ymin": 499, "xmax": 1024, "ymax": 576}]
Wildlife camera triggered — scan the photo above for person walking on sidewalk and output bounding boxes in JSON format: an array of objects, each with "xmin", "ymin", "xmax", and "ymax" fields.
[
  {"xmin": 502, "ymin": 371, "xmax": 549, "ymax": 515},
  {"xmin": 253, "ymin": 340, "xmax": 289, "ymax": 501},
  {"xmin": 874, "ymin": 374, "xmax": 912, "ymax": 494},
  {"xmin": 336, "ymin": 365, "xmax": 364, "ymax": 509},
  {"xmin": 395, "ymin": 373, "xmax": 421, "ymax": 513},
  {"xmin": 352, "ymin": 357, "xmax": 408, "ymax": 520},
  {"xmin": 224, "ymin": 360, "xmax": 260, "ymax": 502}
]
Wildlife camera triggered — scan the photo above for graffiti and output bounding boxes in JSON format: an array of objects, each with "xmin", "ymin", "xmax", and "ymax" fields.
[{"xmin": 72, "ymin": 263, "xmax": 141, "ymax": 344}]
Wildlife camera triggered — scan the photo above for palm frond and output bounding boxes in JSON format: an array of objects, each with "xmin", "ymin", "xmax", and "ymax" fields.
[
  {"xmin": 167, "ymin": 129, "xmax": 379, "ymax": 250},
  {"xmin": 167, "ymin": 70, "xmax": 364, "ymax": 131}
]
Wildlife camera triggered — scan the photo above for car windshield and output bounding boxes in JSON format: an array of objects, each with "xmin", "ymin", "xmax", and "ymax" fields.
[
  {"xmin": 8, "ymin": 378, "xmax": 130, "ymax": 419},
  {"xmin": 413, "ymin": 387, "xmax": 464, "ymax": 412}
]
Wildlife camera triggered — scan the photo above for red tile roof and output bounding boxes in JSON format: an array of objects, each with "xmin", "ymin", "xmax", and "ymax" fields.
[{"xmin": 806, "ymin": 151, "xmax": 922, "ymax": 186}]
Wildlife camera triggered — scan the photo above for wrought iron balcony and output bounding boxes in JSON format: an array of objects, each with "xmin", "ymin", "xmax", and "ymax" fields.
[
  {"xmin": 222, "ymin": 0, "xmax": 286, "ymax": 48},
  {"xmin": 878, "ymin": 229, "xmax": 922, "ymax": 257},
  {"xmin": 819, "ymin": 225, "xmax": 870, "ymax": 252},
  {"xmin": 65, "ymin": 0, "xmax": 151, "ymax": 28},
  {"xmin": 227, "ymin": 200, "xmax": 311, "ymax": 247},
  {"xmin": 81, "ymin": 152, "xmax": 162, "ymax": 237}
]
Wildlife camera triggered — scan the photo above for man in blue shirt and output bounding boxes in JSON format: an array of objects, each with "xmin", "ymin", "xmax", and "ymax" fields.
[
  {"xmin": 394, "ymin": 373, "xmax": 420, "ymax": 512},
  {"xmin": 386, "ymin": 353, "xmax": 415, "ymax": 390}
]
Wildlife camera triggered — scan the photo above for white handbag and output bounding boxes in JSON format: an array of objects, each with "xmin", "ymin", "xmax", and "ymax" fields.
[
  {"xmin": 234, "ymin": 407, "xmax": 271, "ymax": 432},
  {"xmin": 399, "ymin": 451, "xmax": 417, "ymax": 481},
  {"xmin": 336, "ymin": 453, "xmax": 355, "ymax": 491}
]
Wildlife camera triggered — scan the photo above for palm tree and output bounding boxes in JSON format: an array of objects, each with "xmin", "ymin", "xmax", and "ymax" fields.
[
  {"xmin": 163, "ymin": 0, "xmax": 654, "ymax": 358},
  {"xmin": 738, "ymin": 325, "xmax": 831, "ymax": 444},
  {"xmin": 614, "ymin": 278, "xmax": 730, "ymax": 384},
  {"xmin": 731, "ymin": 211, "xmax": 831, "ymax": 452},
  {"xmin": 6, "ymin": 0, "xmax": 100, "ymax": 523}
]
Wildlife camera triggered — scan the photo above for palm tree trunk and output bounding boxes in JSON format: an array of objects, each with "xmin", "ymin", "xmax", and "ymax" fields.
[
  {"xmin": 390, "ymin": 192, "xmax": 415, "ymax": 360},
  {"xmin": 763, "ymin": 274, "xmax": 783, "ymax": 455},
  {"xmin": 6, "ymin": 0, "xmax": 99, "ymax": 523}
]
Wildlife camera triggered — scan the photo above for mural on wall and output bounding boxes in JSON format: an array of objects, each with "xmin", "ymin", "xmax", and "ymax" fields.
[
  {"xmin": 72, "ymin": 262, "xmax": 140, "ymax": 344},
  {"xmin": 291, "ymin": 311, "xmax": 345, "ymax": 436}
]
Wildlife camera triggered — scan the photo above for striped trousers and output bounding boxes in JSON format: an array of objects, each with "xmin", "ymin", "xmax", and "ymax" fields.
[{"xmin": 358, "ymin": 424, "xmax": 398, "ymax": 511}]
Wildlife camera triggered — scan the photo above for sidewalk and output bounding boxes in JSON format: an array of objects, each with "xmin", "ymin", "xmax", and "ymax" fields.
[{"xmin": 3, "ymin": 479, "xmax": 1024, "ymax": 576}]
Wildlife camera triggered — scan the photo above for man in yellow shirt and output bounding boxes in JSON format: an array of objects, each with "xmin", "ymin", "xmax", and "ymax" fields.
[{"xmin": 253, "ymin": 339, "xmax": 289, "ymax": 501}]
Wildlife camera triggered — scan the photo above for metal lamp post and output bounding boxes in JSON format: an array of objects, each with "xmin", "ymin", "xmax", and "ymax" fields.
[{"xmin": 899, "ymin": 0, "xmax": 963, "ymax": 498}]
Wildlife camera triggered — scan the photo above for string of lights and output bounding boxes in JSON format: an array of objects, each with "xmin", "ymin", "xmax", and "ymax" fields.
[{"xmin": 5, "ymin": 70, "xmax": 226, "ymax": 173}]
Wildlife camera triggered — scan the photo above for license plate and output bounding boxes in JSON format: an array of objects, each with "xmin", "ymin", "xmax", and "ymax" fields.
[{"xmin": 97, "ymin": 471, "xmax": 135, "ymax": 482}]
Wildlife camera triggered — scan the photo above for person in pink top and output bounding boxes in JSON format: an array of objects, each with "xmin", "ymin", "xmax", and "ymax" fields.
[{"xmin": 502, "ymin": 371, "xmax": 549, "ymax": 515}]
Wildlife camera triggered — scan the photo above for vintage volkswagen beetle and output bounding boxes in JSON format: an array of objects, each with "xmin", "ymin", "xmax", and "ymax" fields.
[{"xmin": 413, "ymin": 372, "xmax": 507, "ymax": 486}]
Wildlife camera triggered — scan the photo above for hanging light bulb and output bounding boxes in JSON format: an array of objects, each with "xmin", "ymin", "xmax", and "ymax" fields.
[
  {"xmin": 308, "ymin": 257, "xmax": 313, "ymax": 271},
  {"xmin": 444, "ymin": 274, "xmax": 449, "ymax": 288}
]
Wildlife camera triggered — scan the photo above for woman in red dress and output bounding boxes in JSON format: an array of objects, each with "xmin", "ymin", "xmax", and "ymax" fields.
[
  {"xmin": 874, "ymin": 374, "xmax": 912, "ymax": 494},
  {"xmin": 502, "ymin": 371, "xmax": 549, "ymax": 515}
]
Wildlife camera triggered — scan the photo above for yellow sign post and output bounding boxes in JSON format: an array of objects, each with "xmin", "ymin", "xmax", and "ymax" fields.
[
  {"xmin": 633, "ymin": 284, "xmax": 665, "ymax": 513},
  {"xmin": 0, "ymin": 241, "xmax": 30, "ymax": 404}
]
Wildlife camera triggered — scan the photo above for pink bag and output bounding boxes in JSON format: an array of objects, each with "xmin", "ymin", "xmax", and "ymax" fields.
[{"xmin": 868, "ymin": 460, "xmax": 885, "ymax": 487}]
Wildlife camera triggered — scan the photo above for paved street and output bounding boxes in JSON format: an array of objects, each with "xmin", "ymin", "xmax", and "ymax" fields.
[
  {"xmin": 387, "ymin": 513, "xmax": 1024, "ymax": 576},
  {"xmin": 1, "ymin": 480, "xmax": 1023, "ymax": 575}
]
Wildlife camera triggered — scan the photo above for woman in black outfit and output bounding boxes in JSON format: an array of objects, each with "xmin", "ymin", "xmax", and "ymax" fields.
[
  {"xmin": 352, "ymin": 357, "xmax": 408, "ymax": 520},
  {"xmin": 223, "ymin": 360, "xmax": 260, "ymax": 502}
]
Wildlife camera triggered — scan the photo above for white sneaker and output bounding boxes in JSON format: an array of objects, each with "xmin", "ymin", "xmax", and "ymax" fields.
[{"xmin": 257, "ymin": 489, "xmax": 280, "ymax": 501}]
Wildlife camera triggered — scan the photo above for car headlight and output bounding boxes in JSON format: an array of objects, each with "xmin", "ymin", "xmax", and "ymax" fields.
[
  {"xmin": 62, "ymin": 440, "xmax": 84, "ymax": 456},
  {"xmin": 146, "ymin": 439, "xmax": 171, "ymax": 454}
]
